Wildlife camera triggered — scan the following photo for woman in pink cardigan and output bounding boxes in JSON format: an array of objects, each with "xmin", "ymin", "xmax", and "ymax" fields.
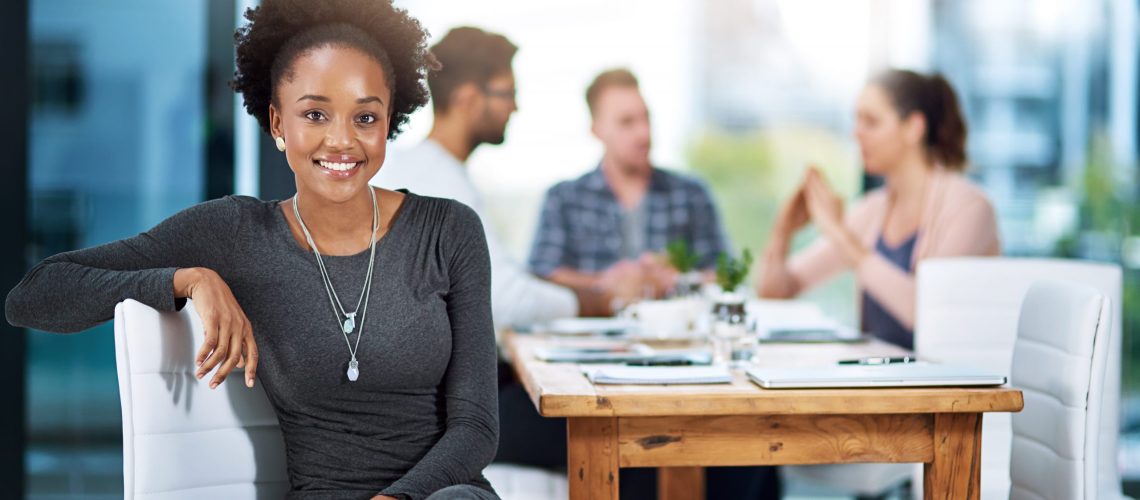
[{"xmin": 758, "ymin": 69, "xmax": 1000, "ymax": 349}]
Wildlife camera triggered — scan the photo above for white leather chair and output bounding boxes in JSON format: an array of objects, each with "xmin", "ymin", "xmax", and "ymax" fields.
[
  {"xmin": 782, "ymin": 462, "xmax": 913, "ymax": 499},
  {"xmin": 482, "ymin": 463, "xmax": 567, "ymax": 500},
  {"xmin": 1010, "ymin": 280, "xmax": 1111, "ymax": 499},
  {"xmin": 114, "ymin": 299, "xmax": 289, "ymax": 499},
  {"xmin": 115, "ymin": 298, "xmax": 564, "ymax": 499},
  {"xmin": 786, "ymin": 257, "xmax": 1127, "ymax": 499},
  {"xmin": 914, "ymin": 257, "xmax": 1124, "ymax": 499}
]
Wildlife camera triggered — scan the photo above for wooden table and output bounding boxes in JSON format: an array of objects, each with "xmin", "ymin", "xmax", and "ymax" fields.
[{"xmin": 505, "ymin": 333, "xmax": 1023, "ymax": 500}]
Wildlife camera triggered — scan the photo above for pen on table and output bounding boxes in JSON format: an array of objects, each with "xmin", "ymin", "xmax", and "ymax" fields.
[
  {"xmin": 837, "ymin": 356, "xmax": 916, "ymax": 365},
  {"xmin": 626, "ymin": 355, "xmax": 711, "ymax": 366}
]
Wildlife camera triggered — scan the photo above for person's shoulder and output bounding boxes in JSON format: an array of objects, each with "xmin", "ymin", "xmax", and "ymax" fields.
[
  {"xmin": 172, "ymin": 195, "xmax": 265, "ymax": 221},
  {"xmin": 655, "ymin": 167, "xmax": 712, "ymax": 192},
  {"xmin": 420, "ymin": 196, "xmax": 485, "ymax": 249},
  {"xmin": 939, "ymin": 170, "xmax": 992, "ymax": 206},
  {"xmin": 545, "ymin": 172, "xmax": 593, "ymax": 198},
  {"xmin": 375, "ymin": 142, "xmax": 457, "ymax": 183},
  {"xmin": 405, "ymin": 192, "xmax": 481, "ymax": 227},
  {"xmin": 149, "ymin": 196, "xmax": 270, "ymax": 242}
]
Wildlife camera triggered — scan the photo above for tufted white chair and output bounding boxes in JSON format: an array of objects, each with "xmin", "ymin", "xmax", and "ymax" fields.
[
  {"xmin": 482, "ymin": 463, "xmax": 567, "ymax": 500},
  {"xmin": 913, "ymin": 257, "xmax": 1124, "ymax": 499},
  {"xmin": 786, "ymin": 257, "xmax": 1126, "ymax": 499},
  {"xmin": 115, "ymin": 298, "xmax": 565, "ymax": 500},
  {"xmin": 1010, "ymin": 280, "xmax": 1111, "ymax": 499},
  {"xmin": 114, "ymin": 298, "xmax": 289, "ymax": 499}
]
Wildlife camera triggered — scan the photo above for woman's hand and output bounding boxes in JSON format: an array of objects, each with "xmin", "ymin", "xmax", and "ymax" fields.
[
  {"xmin": 173, "ymin": 267, "xmax": 258, "ymax": 389},
  {"xmin": 802, "ymin": 168, "xmax": 869, "ymax": 264},
  {"xmin": 803, "ymin": 167, "xmax": 846, "ymax": 239},
  {"xmin": 775, "ymin": 177, "xmax": 811, "ymax": 238},
  {"xmin": 371, "ymin": 496, "xmax": 399, "ymax": 500}
]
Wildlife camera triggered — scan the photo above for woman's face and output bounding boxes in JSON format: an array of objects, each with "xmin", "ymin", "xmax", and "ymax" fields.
[
  {"xmin": 854, "ymin": 84, "xmax": 920, "ymax": 176},
  {"xmin": 269, "ymin": 45, "xmax": 391, "ymax": 203}
]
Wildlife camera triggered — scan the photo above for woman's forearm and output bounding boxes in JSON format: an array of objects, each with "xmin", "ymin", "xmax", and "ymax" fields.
[
  {"xmin": 757, "ymin": 230, "xmax": 799, "ymax": 299},
  {"xmin": 824, "ymin": 224, "xmax": 869, "ymax": 267},
  {"xmin": 6, "ymin": 257, "xmax": 179, "ymax": 333}
]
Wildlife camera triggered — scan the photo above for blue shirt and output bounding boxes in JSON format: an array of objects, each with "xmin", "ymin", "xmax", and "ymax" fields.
[
  {"xmin": 528, "ymin": 166, "xmax": 730, "ymax": 275},
  {"xmin": 861, "ymin": 232, "xmax": 919, "ymax": 349}
]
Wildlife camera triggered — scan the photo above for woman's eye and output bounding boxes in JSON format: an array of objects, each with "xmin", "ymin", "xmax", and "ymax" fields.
[
  {"xmin": 305, "ymin": 111, "xmax": 325, "ymax": 121},
  {"xmin": 357, "ymin": 114, "xmax": 377, "ymax": 125}
]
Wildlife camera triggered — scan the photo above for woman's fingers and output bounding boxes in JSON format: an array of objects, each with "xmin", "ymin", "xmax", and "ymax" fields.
[
  {"xmin": 209, "ymin": 317, "xmax": 246, "ymax": 389},
  {"xmin": 243, "ymin": 325, "xmax": 258, "ymax": 388},
  {"xmin": 803, "ymin": 177, "xmax": 821, "ymax": 207},
  {"xmin": 196, "ymin": 319, "xmax": 220, "ymax": 377},
  {"xmin": 198, "ymin": 315, "xmax": 232, "ymax": 382},
  {"xmin": 186, "ymin": 271, "xmax": 258, "ymax": 389}
]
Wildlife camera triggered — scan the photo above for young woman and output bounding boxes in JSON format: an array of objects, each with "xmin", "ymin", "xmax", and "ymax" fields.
[
  {"xmin": 758, "ymin": 69, "xmax": 1000, "ymax": 349},
  {"xmin": 6, "ymin": 1, "xmax": 498, "ymax": 499}
]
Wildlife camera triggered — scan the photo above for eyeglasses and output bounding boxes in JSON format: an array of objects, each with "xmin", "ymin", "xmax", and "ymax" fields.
[{"xmin": 481, "ymin": 86, "xmax": 517, "ymax": 101}]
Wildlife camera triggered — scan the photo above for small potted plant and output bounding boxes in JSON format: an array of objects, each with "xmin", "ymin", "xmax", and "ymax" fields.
[
  {"xmin": 711, "ymin": 249, "xmax": 753, "ymax": 365},
  {"xmin": 666, "ymin": 239, "xmax": 702, "ymax": 297},
  {"xmin": 715, "ymin": 248, "xmax": 752, "ymax": 298}
]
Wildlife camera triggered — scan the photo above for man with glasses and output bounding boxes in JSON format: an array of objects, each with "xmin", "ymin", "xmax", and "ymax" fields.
[{"xmin": 373, "ymin": 27, "xmax": 612, "ymax": 330}]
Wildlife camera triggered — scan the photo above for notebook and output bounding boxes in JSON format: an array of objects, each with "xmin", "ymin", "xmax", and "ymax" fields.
[
  {"xmin": 583, "ymin": 365, "xmax": 733, "ymax": 385},
  {"xmin": 533, "ymin": 343, "xmax": 652, "ymax": 363},
  {"xmin": 755, "ymin": 319, "xmax": 866, "ymax": 343},
  {"xmin": 541, "ymin": 317, "xmax": 638, "ymax": 336},
  {"xmin": 745, "ymin": 364, "xmax": 1007, "ymax": 389}
]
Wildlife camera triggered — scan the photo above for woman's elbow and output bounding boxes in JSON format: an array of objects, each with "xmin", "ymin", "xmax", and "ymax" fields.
[
  {"xmin": 450, "ymin": 415, "xmax": 499, "ymax": 465},
  {"xmin": 5, "ymin": 286, "xmax": 33, "ymax": 329},
  {"xmin": 5, "ymin": 282, "xmax": 90, "ymax": 333}
]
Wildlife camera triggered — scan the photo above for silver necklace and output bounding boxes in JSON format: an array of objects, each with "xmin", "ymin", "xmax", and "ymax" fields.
[{"xmin": 292, "ymin": 187, "xmax": 379, "ymax": 382}]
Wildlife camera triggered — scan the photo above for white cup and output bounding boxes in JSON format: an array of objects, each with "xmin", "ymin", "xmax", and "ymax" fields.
[{"xmin": 628, "ymin": 298, "xmax": 705, "ymax": 339}]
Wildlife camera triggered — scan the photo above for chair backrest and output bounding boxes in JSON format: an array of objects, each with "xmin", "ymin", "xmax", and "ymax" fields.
[
  {"xmin": 1010, "ymin": 280, "xmax": 1111, "ymax": 500},
  {"xmin": 114, "ymin": 299, "xmax": 289, "ymax": 499},
  {"xmin": 913, "ymin": 257, "xmax": 1123, "ymax": 499}
]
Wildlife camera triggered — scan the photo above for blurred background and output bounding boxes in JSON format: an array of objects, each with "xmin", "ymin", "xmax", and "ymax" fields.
[{"xmin": 3, "ymin": 0, "xmax": 1139, "ymax": 498}]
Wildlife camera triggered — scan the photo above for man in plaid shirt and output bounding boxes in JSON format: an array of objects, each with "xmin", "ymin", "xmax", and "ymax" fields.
[
  {"xmin": 526, "ymin": 69, "xmax": 781, "ymax": 498},
  {"xmin": 528, "ymin": 69, "xmax": 732, "ymax": 301}
]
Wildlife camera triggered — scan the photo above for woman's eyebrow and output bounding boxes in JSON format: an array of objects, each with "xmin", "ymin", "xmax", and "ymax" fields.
[
  {"xmin": 294, "ymin": 95, "xmax": 383, "ymax": 105},
  {"xmin": 296, "ymin": 94, "xmax": 330, "ymax": 103}
]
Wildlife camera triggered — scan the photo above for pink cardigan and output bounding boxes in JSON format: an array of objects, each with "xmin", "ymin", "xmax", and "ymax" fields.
[{"xmin": 787, "ymin": 169, "xmax": 1001, "ymax": 330}]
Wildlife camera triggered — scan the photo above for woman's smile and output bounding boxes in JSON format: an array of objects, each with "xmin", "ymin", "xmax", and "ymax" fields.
[{"xmin": 315, "ymin": 156, "xmax": 365, "ymax": 179}]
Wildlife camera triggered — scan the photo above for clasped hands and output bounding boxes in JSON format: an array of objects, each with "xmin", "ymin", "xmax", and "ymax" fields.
[
  {"xmin": 597, "ymin": 252, "xmax": 679, "ymax": 308},
  {"xmin": 777, "ymin": 166, "xmax": 845, "ymax": 240}
]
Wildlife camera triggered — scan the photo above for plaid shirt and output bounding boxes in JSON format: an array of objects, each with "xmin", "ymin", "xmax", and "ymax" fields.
[{"xmin": 528, "ymin": 166, "xmax": 731, "ymax": 276}]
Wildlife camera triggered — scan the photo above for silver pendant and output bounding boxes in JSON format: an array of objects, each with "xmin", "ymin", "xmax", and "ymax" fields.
[
  {"xmin": 347, "ymin": 359, "xmax": 360, "ymax": 382},
  {"xmin": 343, "ymin": 313, "xmax": 356, "ymax": 334}
]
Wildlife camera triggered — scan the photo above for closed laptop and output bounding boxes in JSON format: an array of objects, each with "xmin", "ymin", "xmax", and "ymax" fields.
[{"xmin": 746, "ymin": 364, "xmax": 1007, "ymax": 389}]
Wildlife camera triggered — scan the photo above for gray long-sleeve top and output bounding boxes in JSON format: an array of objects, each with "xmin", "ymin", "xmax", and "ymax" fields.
[{"xmin": 6, "ymin": 192, "xmax": 499, "ymax": 500}]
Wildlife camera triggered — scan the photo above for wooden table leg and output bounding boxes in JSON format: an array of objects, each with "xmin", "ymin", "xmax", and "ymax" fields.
[
  {"xmin": 658, "ymin": 467, "xmax": 705, "ymax": 500},
  {"xmin": 568, "ymin": 417, "xmax": 620, "ymax": 500},
  {"xmin": 924, "ymin": 413, "xmax": 981, "ymax": 500}
]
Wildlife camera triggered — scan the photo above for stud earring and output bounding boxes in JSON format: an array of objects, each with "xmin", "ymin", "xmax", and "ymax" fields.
[{"xmin": 275, "ymin": 136, "xmax": 286, "ymax": 152}]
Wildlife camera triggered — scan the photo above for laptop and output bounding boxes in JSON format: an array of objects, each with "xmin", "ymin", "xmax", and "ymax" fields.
[{"xmin": 745, "ymin": 364, "xmax": 1007, "ymax": 389}]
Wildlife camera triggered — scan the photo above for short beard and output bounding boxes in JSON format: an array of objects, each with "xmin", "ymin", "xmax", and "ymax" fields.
[
  {"xmin": 471, "ymin": 106, "xmax": 507, "ymax": 147},
  {"xmin": 473, "ymin": 128, "xmax": 506, "ymax": 147}
]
